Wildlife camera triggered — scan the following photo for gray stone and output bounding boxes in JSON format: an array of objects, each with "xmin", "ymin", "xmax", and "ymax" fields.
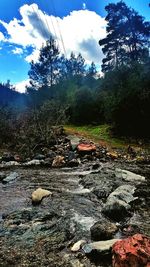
[
  {"xmin": 102, "ymin": 185, "xmax": 137, "ymax": 221},
  {"xmin": 24, "ymin": 159, "xmax": 44, "ymax": 166},
  {"xmin": 82, "ymin": 239, "xmax": 120, "ymax": 254},
  {"xmin": 0, "ymin": 172, "xmax": 6, "ymax": 181},
  {"xmin": 68, "ymin": 135, "xmax": 81, "ymax": 150},
  {"xmin": 2, "ymin": 172, "xmax": 18, "ymax": 183},
  {"xmin": 34, "ymin": 154, "xmax": 45, "ymax": 160},
  {"xmin": 115, "ymin": 168, "xmax": 145, "ymax": 183}
]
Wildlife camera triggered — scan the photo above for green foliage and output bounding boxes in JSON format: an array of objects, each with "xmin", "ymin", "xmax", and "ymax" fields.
[
  {"xmin": 65, "ymin": 124, "xmax": 125, "ymax": 148},
  {"xmin": 99, "ymin": 1, "xmax": 150, "ymax": 72},
  {"xmin": 28, "ymin": 37, "xmax": 60, "ymax": 88},
  {"xmin": 100, "ymin": 62, "xmax": 150, "ymax": 137},
  {"xmin": 1, "ymin": 1, "xmax": 150, "ymax": 145}
]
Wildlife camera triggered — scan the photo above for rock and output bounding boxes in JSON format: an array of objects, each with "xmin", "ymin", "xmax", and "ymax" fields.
[
  {"xmin": 127, "ymin": 145, "xmax": 136, "ymax": 157},
  {"xmin": 2, "ymin": 172, "xmax": 18, "ymax": 183},
  {"xmin": 77, "ymin": 143, "xmax": 96, "ymax": 153},
  {"xmin": 112, "ymin": 234, "xmax": 150, "ymax": 267},
  {"xmin": 106, "ymin": 151, "xmax": 118, "ymax": 159},
  {"xmin": 24, "ymin": 159, "xmax": 44, "ymax": 166},
  {"xmin": 67, "ymin": 159, "xmax": 79, "ymax": 167},
  {"xmin": 92, "ymin": 187, "xmax": 111, "ymax": 199},
  {"xmin": 43, "ymin": 158, "xmax": 53, "ymax": 166},
  {"xmin": 82, "ymin": 239, "xmax": 120, "ymax": 254},
  {"xmin": 0, "ymin": 161, "xmax": 20, "ymax": 167},
  {"xmin": 92, "ymin": 163, "xmax": 100, "ymax": 170},
  {"xmin": 71, "ymin": 240, "xmax": 86, "ymax": 252},
  {"xmin": 34, "ymin": 154, "xmax": 45, "ymax": 160},
  {"xmin": 2, "ymin": 153, "xmax": 14, "ymax": 162},
  {"xmin": 46, "ymin": 151, "xmax": 56, "ymax": 159},
  {"xmin": 0, "ymin": 172, "xmax": 6, "ymax": 181},
  {"xmin": 68, "ymin": 135, "xmax": 81, "ymax": 150},
  {"xmin": 32, "ymin": 188, "xmax": 52, "ymax": 204},
  {"xmin": 102, "ymin": 185, "xmax": 137, "ymax": 221},
  {"xmin": 90, "ymin": 220, "xmax": 118, "ymax": 241},
  {"xmin": 116, "ymin": 168, "xmax": 145, "ymax": 183},
  {"xmin": 14, "ymin": 154, "xmax": 21, "ymax": 162},
  {"xmin": 69, "ymin": 259, "xmax": 85, "ymax": 267},
  {"xmin": 52, "ymin": 156, "xmax": 65, "ymax": 167},
  {"xmin": 68, "ymin": 151, "xmax": 76, "ymax": 161}
]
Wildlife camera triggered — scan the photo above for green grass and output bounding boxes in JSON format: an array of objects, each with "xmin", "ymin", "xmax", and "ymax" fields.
[{"xmin": 64, "ymin": 124, "xmax": 127, "ymax": 148}]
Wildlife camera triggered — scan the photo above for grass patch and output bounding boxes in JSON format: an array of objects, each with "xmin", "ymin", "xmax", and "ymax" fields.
[{"xmin": 64, "ymin": 124, "xmax": 127, "ymax": 148}]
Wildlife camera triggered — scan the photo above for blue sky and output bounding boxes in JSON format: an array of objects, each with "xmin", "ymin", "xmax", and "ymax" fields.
[{"xmin": 0, "ymin": 0, "xmax": 149, "ymax": 92}]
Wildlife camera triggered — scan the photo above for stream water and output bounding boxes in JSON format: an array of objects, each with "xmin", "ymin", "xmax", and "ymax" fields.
[{"xmin": 0, "ymin": 161, "xmax": 150, "ymax": 267}]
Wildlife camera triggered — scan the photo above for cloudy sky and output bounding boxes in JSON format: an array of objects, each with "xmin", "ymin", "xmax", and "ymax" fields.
[{"xmin": 0, "ymin": 0, "xmax": 149, "ymax": 92}]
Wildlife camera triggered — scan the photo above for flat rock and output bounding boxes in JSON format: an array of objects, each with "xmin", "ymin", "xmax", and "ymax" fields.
[
  {"xmin": 116, "ymin": 168, "xmax": 145, "ymax": 183},
  {"xmin": 0, "ymin": 161, "xmax": 20, "ymax": 168},
  {"xmin": 2, "ymin": 172, "xmax": 18, "ymax": 183},
  {"xmin": 34, "ymin": 154, "xmax": 45, "ymax": 160},
  {"xmin": 77, "ymin": 143, "xmax": 96, "ymax": 153},
  {"xmin": 82, "ymin": 239, "xmax": 120, "ymax": 254},
  {"xmin": 24, "ymin": 159, "xmax": 44, "ymax": 166},
  {"xmin": 32, "ymin": 188, "xmax": 52, "ymax": 204}
]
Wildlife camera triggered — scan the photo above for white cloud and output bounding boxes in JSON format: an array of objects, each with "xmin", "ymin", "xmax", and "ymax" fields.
[
  {"xmin": 12, "ymin": 47, "xmax": 23, "ymax": 54},
  {"xmin": 0, "ymin": 4, "xmax": 106, "ymax": 65},
  {"xmin": 0, "ymin": 31, "xmax": 4, "ymax": 41},
  {"xmin": 83, "ymin": 3, "xmax": 87, "ymax": 10},
  {"xmin": 25, "ymin": 48, "xmax": 40, "ymax": 62},
  {"xmin": 15, "ymin": 79, "xmax": 30, "ymax": 93}
]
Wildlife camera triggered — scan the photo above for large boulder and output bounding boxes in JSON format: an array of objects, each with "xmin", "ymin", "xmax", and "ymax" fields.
[
  {"xmin": 90, "ymin": 220, "xmax": 118, "ymax": 241},
  {"xmin": 102, "ymin": 185, "xmax": 137, "ymax": 221},
  {"xmin": 112, "ymin": 234, "xmax": 150, "ymax": 267},
  {"xmin": 32, "ymin": 188, "xmax": 52, "ymax": 204}
]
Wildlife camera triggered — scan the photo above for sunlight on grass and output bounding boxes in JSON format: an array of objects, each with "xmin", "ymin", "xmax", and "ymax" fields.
[{"xmin": 64, "ymin": 124, "xmax": 126, "ymax": 148}]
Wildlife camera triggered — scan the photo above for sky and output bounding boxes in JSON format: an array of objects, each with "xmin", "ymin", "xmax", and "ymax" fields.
[{"xmin": 0, "ymin": 0, "xmax": 149, "ymax": 92}]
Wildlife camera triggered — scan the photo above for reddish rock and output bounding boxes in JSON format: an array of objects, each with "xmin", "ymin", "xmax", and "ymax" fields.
[
  {"xmin": 112, "ymin": 234, "xmax": 150, "ymax": 267},
  {"xmin": 77, "ymin": 143, "xmax": 96, "ymax": 152}
]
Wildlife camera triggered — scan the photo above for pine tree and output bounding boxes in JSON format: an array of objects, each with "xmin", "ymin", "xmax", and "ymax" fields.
[
  {"xmin": 99, "ymin": 1, "xmax": 150, "ymax": 72},
  {"xmin": 66, "ymin": 52, "xmax": 86, "ymax": 77},
  {"xmin": 28, "ymin": 37, "xmax": 61, "ymax": 89}
]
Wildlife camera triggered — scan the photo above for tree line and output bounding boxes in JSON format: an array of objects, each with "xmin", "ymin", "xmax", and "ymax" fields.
[{"xmin": 0, "ymin": 0, "xmax": 150, "ymax": 150}]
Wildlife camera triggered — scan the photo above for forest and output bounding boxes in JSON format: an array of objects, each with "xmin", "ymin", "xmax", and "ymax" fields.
[{"xmin": 0, "ymin": 1, "xmax": 150, "ymax": 151}]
